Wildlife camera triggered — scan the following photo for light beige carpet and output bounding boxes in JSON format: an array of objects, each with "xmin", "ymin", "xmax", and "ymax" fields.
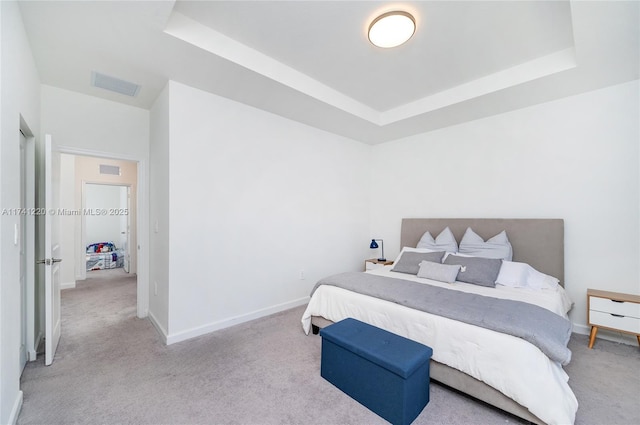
[{"xmin": 18, "ymin": 269, "xmax": 640, "ymax": 424}]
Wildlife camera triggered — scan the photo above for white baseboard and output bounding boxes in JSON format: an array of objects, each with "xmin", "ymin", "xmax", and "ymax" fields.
[
  {"xmin": 8, "ymin": 390, "xmax": 23, "ymax": 425},
  {"xmin": 165, "ymin": 297, "xmax": 310, "ymax": 346},
  {"xmin": 573, "ymin": 322, "xmax": 638, "ymax": 346},
  {"xmin": 147, "ymin": 310, "xmax": 168, "ymax": 344},
  {"xmin": 31, "ymin": 330, "xmax": 44, "ymax": 361},
  {"xmin": 28, "ymin": 348, "xmax": 37, "ymax": 361},
  {"xmin": 28, "ymin": 331, "xmax": 40, "ymax": 361},
  {"xmin": 60, "ymin": 281, "xmax": 76, "ymax": 290}
]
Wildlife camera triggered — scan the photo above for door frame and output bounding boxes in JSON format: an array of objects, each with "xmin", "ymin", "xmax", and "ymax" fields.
[
  {"xmin": 81, "ymin": 182, "xmax": 133, "ymax": 278},
  {"xmin": 20, "ymin": 118, "xmax": 37, "ymax": 361},
  {"xmin": 121, "ymin": 186, "xmax": 131, "ymax": 273},
  {"xmin": 55, "ymin": 145, "xmax": 149, "ymax": 318},
  {"xmin": 19, "ymin": 130, "xmax": 28, "ymax": 370}
]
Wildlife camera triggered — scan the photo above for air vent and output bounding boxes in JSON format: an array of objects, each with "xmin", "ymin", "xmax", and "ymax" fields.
[
  {"xmin": 91, "ymin": 71, "xmax": 140, "ymax": 97},
  {"xmin": 99, "ymin": 164, "xmax": 121, "ymax": 176}
]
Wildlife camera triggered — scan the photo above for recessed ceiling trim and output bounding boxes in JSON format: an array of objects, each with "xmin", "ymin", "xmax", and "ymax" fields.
[
  {"xmin": 164, "ymin": 11, "xmax": 381, "ymax": 124},
  {"xmin": 164, "ymin": 11, "xmax": 577, "ymax": 129},
  {"xmin": 381, "ymin": 47, "xmax": 578, "ymax": 125}
]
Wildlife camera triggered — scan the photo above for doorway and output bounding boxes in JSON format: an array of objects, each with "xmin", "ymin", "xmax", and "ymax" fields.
[
  {"xmin": 55, "ymin": 154, "xmax": 139, "ymax": 286},
  {"xmin": 83, "ymin": 183, "xmax": 132, "ymax": 276},
  {"xmin": 53, "ymin": 154, "xmax": 139, "ymax": 361},
  {"xmin": 29, "ymin": 143, "xmax": 148, "ymax": 366},
  {"xmin": 55, "ymin": 147, "xmax": 148, "ymax": 321}
]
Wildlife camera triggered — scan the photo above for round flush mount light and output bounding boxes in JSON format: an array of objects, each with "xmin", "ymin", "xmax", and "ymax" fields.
[{"xmin": 368, "ymin": 11, "xmax": 416, "ymax": 48}]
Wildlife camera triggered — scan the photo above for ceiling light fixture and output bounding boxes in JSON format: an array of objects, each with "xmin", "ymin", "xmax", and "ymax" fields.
[{"xmin": 368, "ymin": 11, "xmax": 416, "ymax": 48}]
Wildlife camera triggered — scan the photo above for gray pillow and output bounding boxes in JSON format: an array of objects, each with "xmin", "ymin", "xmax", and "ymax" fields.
[
  {"xmin": 417, "ymin": 260, "xmax": 461, "ymax": 283},
  {"xmin": 443, "ymin": 255, "xmax": 501, "ymax": 287},
  {"xmin": 391, "ymin": 251, "xmax": 445, "ymax": 275}
]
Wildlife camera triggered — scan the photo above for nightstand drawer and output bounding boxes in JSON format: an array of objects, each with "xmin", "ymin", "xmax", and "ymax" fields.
[
  {"xmin": 590, "ymin": 296, "xmax": 640, "ymax": 318},
  {"xmin": 587, "ymin": 288, "xmax": 640, "ymax": 348},
  {"xmin": 589, "ymin": 310, "xmax": 640, "ymax": 334}
]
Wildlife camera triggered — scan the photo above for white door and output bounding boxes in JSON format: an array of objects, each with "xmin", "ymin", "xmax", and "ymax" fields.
[{"xmin": 43, "ymin": 135, "xmax": 62, "ymax": 366}]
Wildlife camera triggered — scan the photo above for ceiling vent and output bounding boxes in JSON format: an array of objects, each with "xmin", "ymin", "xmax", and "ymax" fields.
[
  {"xmin": 91, "ymin": 71, "xmax": 141, "ymax": 97},
  {"xmin": 99, "ymin": 164, "xmax": 121, "ymax": 176}
]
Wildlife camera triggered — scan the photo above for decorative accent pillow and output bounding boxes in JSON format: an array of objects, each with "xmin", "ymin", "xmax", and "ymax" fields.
[
  {"xmin": 417, "ymin": 260, "xmax": 461, "ymax": 283},
  {"xmin": 496, "ymin": 261, "xmax": 559, "ymax": 290},
  {"xmin": 416, "ymin": 227, "xmax": 458, "ymax": 252},
  {"xmin": 458, "ymin": 228, "xmax": 513, "ymax": 261},
  {"xmin": 391, "ymin": 251, "xmax": 446, "ymax": 275},
  {"xmin": 443, "ymin": 254, "xmax": 502, "ymax": 287}
]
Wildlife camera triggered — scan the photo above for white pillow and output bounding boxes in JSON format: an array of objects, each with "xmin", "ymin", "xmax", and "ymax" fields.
[
  {"xmin": 459, "ymin": 227, "xmax": 512, "ymax": 261},
  {"xmin": 495, "ymin": 261, "xmax": 529, "ymax": 288},
  {"xmin": 496, "ymin": 261, "xmax": 559, "ymax": 290},
  {"xmin": 528, "ymin": 271, "xmax": 560, "ymax": 290},
  {"xmin": 416, "ymin": 227, "xmax": 458, "ymax": 253}
]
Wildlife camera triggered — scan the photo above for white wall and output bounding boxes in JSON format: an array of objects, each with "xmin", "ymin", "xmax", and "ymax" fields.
[
  {"xmin": 148, "ymin": 83, "xmax": 170, "ymax": 336},
  {"xmin": 0, "ymin": 1, "xmax": 41, "ymax": 423},
  {"xmin": 370, "ymin": 80, "xmax": 640, "ymax": 341},
  {"xmin": 40, "ymin": 85, "xmax": 149, "ymax": 159},
  {"xmin": 154, "ymin": 81, "xmax": 372, "ymax": 343}
]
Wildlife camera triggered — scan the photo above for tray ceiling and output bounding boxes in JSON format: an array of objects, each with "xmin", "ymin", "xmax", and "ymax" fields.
[{"xmin": 18, "ymin": 1, "xmax": 640, "ymax": 144}]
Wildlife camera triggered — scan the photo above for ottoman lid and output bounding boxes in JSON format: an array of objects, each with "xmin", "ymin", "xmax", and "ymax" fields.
[{"xmin": 320, "ymin": 318, "xmax": 433, "ymax": 379}]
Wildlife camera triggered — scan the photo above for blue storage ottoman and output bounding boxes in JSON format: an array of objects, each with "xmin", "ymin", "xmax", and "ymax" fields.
[{"xmin": 320, "ymin": 318, "xmax": 433, "ymax": 425}]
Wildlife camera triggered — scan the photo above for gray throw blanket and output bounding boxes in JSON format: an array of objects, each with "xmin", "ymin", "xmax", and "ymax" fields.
[{"xmin": 311, "ymin": 272, "xmax": 572, "ymax": 365}]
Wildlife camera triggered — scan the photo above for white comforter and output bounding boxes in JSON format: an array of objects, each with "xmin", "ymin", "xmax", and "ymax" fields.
[{"xmin": 301, "ymin": 266, "xmax": 578, "ymax": 425}]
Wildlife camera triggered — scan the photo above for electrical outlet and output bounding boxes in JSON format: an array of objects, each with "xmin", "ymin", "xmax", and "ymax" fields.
[
  {"xmin": 154, "ymin": 281, "xmax": 158, "ymax": 296},
  {"xmin": 299, "ymin": 270, "xmax": 305, "ymax": 280}
]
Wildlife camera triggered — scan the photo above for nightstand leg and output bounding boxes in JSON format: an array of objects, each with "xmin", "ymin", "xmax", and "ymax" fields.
[
  {"xmin": 588, "ymin": 326, "xmax": 598, "ymax": 349},
  {"xmin": 637, "ymin": 335, "xmax": 640, "ymax": 347}
]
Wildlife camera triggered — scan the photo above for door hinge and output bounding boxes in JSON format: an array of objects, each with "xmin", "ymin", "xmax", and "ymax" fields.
[{"xmin": 37, "ymin": 258, "xmax": 62, "ymax": 265}]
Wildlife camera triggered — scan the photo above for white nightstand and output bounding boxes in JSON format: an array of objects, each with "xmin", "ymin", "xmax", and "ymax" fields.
[
  {"xmin": 587, "ymin": 288, "xmax": 640, "ymax": 348},
  {"xmin": 365, "ymin": 258, "xmax": 394, "ymax": 271}
]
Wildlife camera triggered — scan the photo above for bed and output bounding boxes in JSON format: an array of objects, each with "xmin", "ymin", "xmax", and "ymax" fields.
[
  {"xmin": 86, "ymin": 242, "xmax": 125, "ymax": 271},
  {"xmin": 301, "ymin": 218, "xmax": 577, "ymax": 425}
]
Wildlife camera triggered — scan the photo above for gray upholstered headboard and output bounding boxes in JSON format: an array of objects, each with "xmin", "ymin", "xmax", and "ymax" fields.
[{"xmin": 400, "ymin": 218, "xmax": 564, "ymax": 286}]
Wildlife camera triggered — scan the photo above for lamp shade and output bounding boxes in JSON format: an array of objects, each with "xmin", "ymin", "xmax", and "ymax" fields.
[{"xmin": 369, "ymin": 239, "xmax": 386, "ymax": 261}]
